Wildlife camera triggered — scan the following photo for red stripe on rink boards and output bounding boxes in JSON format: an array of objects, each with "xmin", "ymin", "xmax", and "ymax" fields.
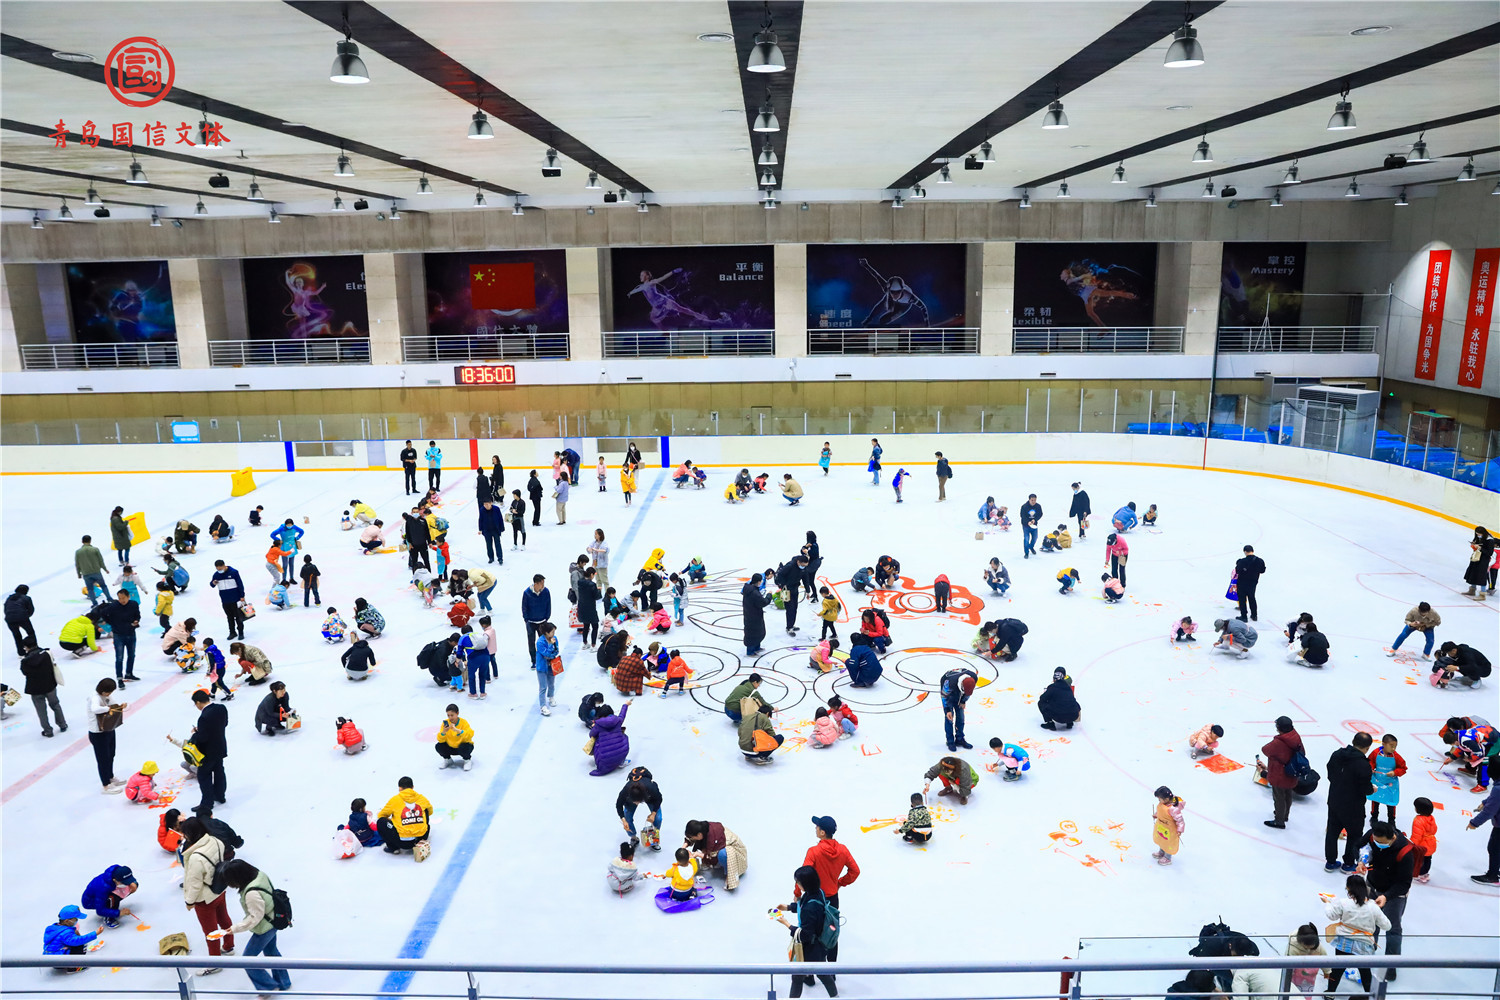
[
  {"xmin": 468, "ymin": 438, "xmax": 479, "ymax": 468},
  {"xmin": 2, "ymin": 671, "xmax": 185, "ymax": 805}
]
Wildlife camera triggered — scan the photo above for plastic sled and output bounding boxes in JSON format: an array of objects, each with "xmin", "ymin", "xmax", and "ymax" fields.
[{"xmin": 655, "ymin": 886, "xmax": 714, "ymax": 913}]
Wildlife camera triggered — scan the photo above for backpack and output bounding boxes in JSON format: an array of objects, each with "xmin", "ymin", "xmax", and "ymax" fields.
[
  {"xmin": 250, "ymin": 885, "xmax": 293, "ymax": 930},
  {"xmin": 1188, "ymin": 918, "xmax": 1258, "ymax": 958},
  {"xmin": 209, "ymin": 860, "xmax": 230, "ymax": 895},
  {"xmin": 180, "ymin": 741, "xmax": 205, "ymax": 767},
  {"xmin": 815, "ymin": 898, "xmax": 842, "ymax": 951},
  {"xmin": 447, "ymin": 603, "xmax": 474, "ymax": 627},
  {"xmin": 433, "ymin": 516, "xmax": 449, "ymax": 533},
  {"xmin": 874, "ymin": 608, "xmax": 890, "ymax": 628},
  {"xmin": 1285, "ymin": 747, "xmax": 1312, "ymax": 780}
]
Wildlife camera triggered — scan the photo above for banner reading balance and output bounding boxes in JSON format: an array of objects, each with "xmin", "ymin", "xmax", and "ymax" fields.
[
  {"xmin": 1413, "ymin": 249, "xmax": 1451, "ymax": 381},
  {"xmin": 1457, "ymin": 248, "xmax": 1499, "ymax": 389}
]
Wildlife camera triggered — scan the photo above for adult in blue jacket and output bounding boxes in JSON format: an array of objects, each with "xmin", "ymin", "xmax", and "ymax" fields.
[
  {"xmin": 561, "ymin": 447, "xmax": 582, "ymax": 485},
  {"xmin": 846, "ymin": 634, "xmax": 882, "ymax": 687},
  {"xmin": 425, "ymin": 441, "xmax": 443, "ymax": 489},
  {"xmin": 81, "ymin": 865, "xmax": 137, "ymax": 925},
  {"xmin": 533, "ymin": 622, "xmax": 560, "ymax": 715},
  {"xmin": 522, "ymin": 575, "xmax": 552, "ymax": 659},
  {"xmin": 1112, "ymin": 502, "xmax": 1138, "ymax": 532},
  {"xmin": 269, "ymin": 520, "xmax": 304, "ymax": 584},
  {"xmin": 477, "ymin": 501, "xmax": 505, "ymax": 565},
  {"xmin": 44, "ymin": 905, "xmax": 99, "ymax": 967},
  {"xmin": 939, "ymin": 667, "xmax": 977, "ymax": 751},
  {"xmin": 210, "ymin": 560, "xmax": 247, "ymax": 640},
  {"xmin": 1469, "ymin": 782, "xmax": 1500, "ymax": 885}
]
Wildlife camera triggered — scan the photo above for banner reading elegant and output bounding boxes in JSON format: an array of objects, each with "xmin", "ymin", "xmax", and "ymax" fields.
[
  {"xmin": 243, "ymin": 254, "xmax": 367, "ymax": 340},
  {"xmin": 1413, "ymin": 249, "xmax": 1452, "ymax": 381},
  {"xmin": 1457, "ymin": 248, "xmax": 1498, "ymax": 389}
]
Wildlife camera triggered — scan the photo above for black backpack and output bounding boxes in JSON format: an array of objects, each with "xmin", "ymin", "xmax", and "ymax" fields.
[
  {"xmin": 1188, "ymin": 918, "xmax": 1258, "ymax": 958},
  {"xmin": 1285, "ymin": 747, "xmax": 1312, "ymax": 780},
  {"xmin": 250, "ymin": 885, "xmax": 293, "ymax": 930},
  {"xmin": 874, "ymin": 608, "xmax": 890, "ymax": 628}
]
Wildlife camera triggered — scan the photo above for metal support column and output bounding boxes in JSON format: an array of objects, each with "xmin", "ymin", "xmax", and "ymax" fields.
[
  {"xmin": 1024, "ymin": 389, "xmax": 1029, "ymax": 432},
  {"xmin": 1079, "ymin": 392, "xmax": 1084, "ymax": 433},
  {"xmin": 1045, "ymin": 389, "xmax": 1051, "ymax": 432},
  {"xmin": 1111, "ymin": 390, "xmax": 1117, "ymax": 433},
  {"xmin": 1401, "ymin": 413, "xmax": 1411, "ymax": 466}
]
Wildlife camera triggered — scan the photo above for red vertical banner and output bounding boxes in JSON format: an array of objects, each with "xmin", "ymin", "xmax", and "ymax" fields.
[
  {"xmin": 1457, "ymin": 248, "xmax": 1499, "ymax": 389},
  {"xmin": 1413, "ymin": 249, "xmax": 1451, "ymax": 380}
]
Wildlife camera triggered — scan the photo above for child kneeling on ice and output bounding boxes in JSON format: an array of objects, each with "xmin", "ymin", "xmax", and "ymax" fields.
[
  {"xmin": 1187, "ymin": 723, "xmax": 1224, "ymax": 758},
  {"xmin": 124, "ymin": 760, "xmax": 160, "ymax": 803},
  {"xmin": 827, "ymin": 695, "xmax": 857, "ymax": 738},
  {"xmin": 810, "ymin": 707, "xmax": 841, "ymax": 748},
  {"xmin": 608, "ymin": 841, "xmax": 641, "ymax": 896},
  {"xmin": 1170, "ymin": 616, "xmax": 1198, "ymax": 642},
  {"xmin": 896, "ymin": 792, "xmax": 934, "ymax": 843},
  {"xmin": 322, "ymin": 608, "xmax": 348, "ymax": 643},
  {"xmin": 336, "ymin": 717, "xmax": 367, "ymax": 755},
  {"xmin": 1101, "ymin": 574, "xmax": 1125, "ymax": 603},
  {"xmin": 989, "ymin": 737, "xmax": 1031, "ymax": 781}
]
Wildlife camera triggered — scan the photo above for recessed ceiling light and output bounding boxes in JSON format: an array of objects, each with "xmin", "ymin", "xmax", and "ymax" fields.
[
  {"xmin": 1165, "ymin": 104, "xmax": 1193, "ymax": 111},
  {"xmin": 399, "ymin": 155, "xmax": 419, "ymax": 161},
  {"xmin": 51, "ymin": 51, "xmax": 94, "ymax": 62},
  {"xmin": 697, "ymin": 31, "xmax": 734, "ymax": 42},
  {"xmin": 1069, "ymin": 144, "xmax": 1090, "ymax": 149},
  {"xmin": 280, "ymin": 122, "xmax": 308, "ymax": 127},
  {"xmin": 1350, "ymin": 25, "xmax": 1391, "ymax": 35}
]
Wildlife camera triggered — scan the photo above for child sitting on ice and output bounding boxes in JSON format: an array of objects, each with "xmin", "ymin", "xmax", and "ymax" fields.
[
  {"xmin": 752, "ymin": 473, "xmax": 770, "ymax": 493},
  {"xmin": 996, "ymin": 506, "xmax": 1011, "ymax": 530},
  {"xmin": 1143, "ymin": 504, "xmax": 1159, "ymax": 527},
  {"xmin": 645, "ymin": 641, "xmax": 670, "ymax": 674},
  {"xmin": 690, "ymin": 466, "xmax": 708, "ymax": 489},
  {"xmin": 322, "ymin": 608, "xmax": 348, "ymax": 643},
  {"xmin": 1170, "ymin": 616, "xmax": 1198, "ymax": 643},
  {"xmin": 608, "ymin": 841, "xmax": 641, "ymax": 896},
  {"xmin": 647, "ymin": 603, "xmax": 672, "ymax": 634},
  {"xmin": 851, "ymin": 566, "xmax": 874, "ymax": 593},
  {"xmin": 1187, "ymin": 723, "xmax": 1224, "ymax": 759},
  {"xmin": 683, "ymin": 557, "xmax": 707, "ymax": 583},
  {"xmin": 123, "ymin": 761, "xmax": 160, "ymax": 803},
  {"xmin": 989, "ymin": 737, "xmax": 1032, "ymax": 781},
  {"xmin": 267, "ymin": 582, "xmax": 292, "ymax": 611},
  {"xmin": 896, "ymin": 792, "xmax": 934, "ymax": 843},
  {"xmin": 722, "ymin": 482, "xmax": 742, "ymax": 504},
  {"xmin": 412, "ymin": 566, "xmax": 437, "ymax": 608},
  {"xmin": 203, "ymin": 638, "xmax": 232, "ymax": 700},
  {"xmin": 340, "ymin": 510, "xmax": 353, "ymax": 531},
  {"xmin": 420, "ymin": 487, "xmax": 441, "ymax": 509},
  {"xmin": 810, "ymin": 637, "xmax": 840, "ymax": 672},
  {"xmin": 827, "ymin": 695, "xmax": 858, "ymax": 738},
  {"xmin": 174, "ymin": 637, "xmax": 201, "ymax": 673},
  {"xmin": 666, "ymin": 847, "xmax": 699, "ymax": 901},
  {"xmin": 335, "ymin": 717, "xmax": 366, "ymax": 755},
  {"xmin": 810, "ymin": 707, "xmax": 841, "ymax": 748},
  {"xmin": 662, "ymin": 650, "xmax": 693, "ymax": 695},
  {"xmin": 1058, "ymin": 567, "xmax": 1080, "ymax": 595},
  {"xmin": 1101, "ymin": 574, "xmax": 1124, "ymax": 603},
  {"xmin": 248, "ymin": 506, "xmax": 264, "ymax": 527},
  {"xmin": 341, "ymin": 797, "xmax": 380, "ymax": 847},
  {"xmin": 984, "ymin": 558, "xmax": 1011, "ymax": 596}
]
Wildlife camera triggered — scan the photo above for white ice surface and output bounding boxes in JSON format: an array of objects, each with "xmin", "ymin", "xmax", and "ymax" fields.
[{"xmin": 2, "ymin": 462, "xmax": 1497, "ymax": 999}]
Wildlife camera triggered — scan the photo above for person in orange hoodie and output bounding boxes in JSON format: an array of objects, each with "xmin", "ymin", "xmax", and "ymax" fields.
[
  {"xmin": 158, "ymin": 808, "xmax": 184, "ymax": 855},
  {"xmin": 796, "ymin": 816, "xmax": 859, "ymax": 911},
  {"xmin": 1410, "ymin": 797, "xmax": 1437, "ymax": 884},
  {"xmin": 661, "ymin": 650, "xmax": 693, "ymax": 696}
]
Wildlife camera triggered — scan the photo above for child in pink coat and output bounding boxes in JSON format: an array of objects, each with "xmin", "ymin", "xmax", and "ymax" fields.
[
  {"xmin": 123, "ymin": 762, "xmax": 160, "ymax": 803},
  {"xmin": 647, "ymin": 603, "xmax": 672, "ymax": 634},
  {"xmin": 809, "ymin": 707, "xmax": 841, "ymax": 748},
  {"xmin": 1187, "ymin": 723, "xmax": 1224, "ymax": 759},
  {"xmin": 1104, "ymin": 533, "xmax": 1129, "ymax": 587}
]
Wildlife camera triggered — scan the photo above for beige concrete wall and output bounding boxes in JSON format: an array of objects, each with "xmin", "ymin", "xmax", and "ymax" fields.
[
  {"xmin": 166, "ymin": 259, "xmax": 224, "ymax": 369},
  {"xmin": 363, "ymin": 252, "xmax": 402, "ymax": 365},
  {"xmin": 565, "ymin": 247, "xmax": 602, "ymax": 361},
  {"xmin": 980, "ymin": 242, "xmax": 1015, "ymax": 356},
  {"xmin": 1183, "ymin": 241, "xmax": 1223, "ymax": 356},
  {"xmin": 1, "ymin": 262, "xmax": 45, "ymax": 371},
  {"xmin": 774, "ymin": 243, "xmax": 807, "ymax": 358}
]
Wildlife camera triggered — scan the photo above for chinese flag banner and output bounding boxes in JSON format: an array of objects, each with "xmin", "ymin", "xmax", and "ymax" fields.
[
  {"xmin": 470, "ymin": 263, "xmax": 535, "ymax": 311},
  {"xmin": 1413, "ymin": 249, "xmax": 1452, "ymax": 381},
  {"xmin": 1457, "ymin": 248, "xmax": 1499, "ymax": 389}
]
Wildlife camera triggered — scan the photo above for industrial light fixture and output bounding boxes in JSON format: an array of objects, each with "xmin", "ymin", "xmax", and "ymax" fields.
[
  {"xmin": 512, "ymin": 197, "xmax": 524, "ymax": 216},
  {"xmin": 335, "ymin": 147, "xmax": 354, "ymax": 176},
  {"xmin": 1408, "ymin": 134, "xmax": 1431, "ymax": 163},
  {"xmin": 762, "ymin": 192, "xmax": 780, "ymax": 210},
  {"xmin": 1492, "ymin": 179, "xmax": 1500, "ymax": 195},
  {"xmin": 247, "ymin": 175, "xmax": 264, "ymax": 200},
  {"xmin": 585, "ymin": 171, "xmax": 600, "ymax": 190},
  {"xmin": 1192, "ymin": 136, "xmax": 1212, "ymax": 162},
  {"xmin": 333, "ymin": 191, "xmax": 346, "ymax": 211},
  {"xmin": 150, "ymin": 210, "xmax": 161, "ymax": 227},
  {"xmin": 745, "ymin": 1, "xmax": 786, "ymax": 73},
  {"xmin": 542, "ymin": 148, "xmax": 562, "ymax": 177},
  {"xmin": 195, "ymin": 198, "xmax": 207, "ymax": 216},
  {"xmin": 1457, "ymin": 157, "xmax": 1476, "ymax": 181},
  {"xmin": 760, "ymin": 167, "xmax": 777, "ymax": 187},
  {"xmin": 978, "ymin": 141, "xmax": 995, "ymax": 164},
  {"xmin": 1163, "ymin": 7, "xmax": 1205, "ymax": 69},
  {"xmin": 757, "ymin": 139, "xmax": 777, "ymax": 166},
  {"xmin": 1270, "ymin": 190, "xmax": 1283, "ymax": 208},
  {"xmin": 938, "ymin": 165, "xmax": 952, "ymax": 183},
  {"xmin": 1112, "ymin": 161, "xmax": 1127, "ymax": 184},
  {"xmin": 58, "ymin": 197, "xmax": 72, "ymax": 219},
  {"xmin": 619, "ymin": 188, "xmax": 630, "ymax": 202},
  {"xmin": 891, "ymin": 191, "xmax": 905, "ymax": 209},
  {"xmin": 84, "ymin": 184, "xmax": 101, "ymax": 205},
  {"xmin": 30, "ymin": 213, "xmax": 42, "ymax": 229},
  {"xmin": 473, "ymin": 188, "xmax": 487, "ymax": 207},
  {"xmin": 1326, "ymin": 85, "xmax": 1356, "ymax": 130},
  {"xmin": 1018, "ymin": 189, "xmax": 1031, "ymax": 209},
  {"xmin": 586, "ymin": 205, "xmax": 595, "ymax": 215},
  {"xmin": 1145, "ymin": 191, "xmax": 1157, "ymax": 207},
  {"xmin": 267, "ymin": 208, "xmax": 281, "ymax": 223},
  {"xmin": 417, "ymin": 175, "xmax": 432, "ymax": 195},
  {"xmin": 1201, "ymin": 178, "xmax": 1215, "ymax": 198},
  {"xmin": 910, "ymin": 184, "xmax": 926, "ymax": 199},
  {"xmin": 1344, "ymin": 176, "xmax": 1360, "ymax": 197},
  {"xmin": 1041, "ymin": 95, "xmax": 1069, "ymax": 129},
  {"xmin": 1394, "ymin": 189, "xmax": 1409, "ymax": 206},
  {"xmin": 1281, "ymin": 161, "xmax": 1301, "ymax": 185},
  {"xmin": 467, "ymin": 109, "xmax": 495, "ymax": 140},
  {"xmin": 637, "ymin": 195, "xmax": 650, "ymax": 213},
  {"xmin": 126, "ymin": 158, "xmax": 148, "ymax": 184},
  {"xmin": 753, "ymin": 92, "xmax": 779, "ymax": 133},
  {"xmin": 330, "ymin": 8, "xmax": 369, "ymax": 84},
  {"xmin": 1057, "ymin": 179, "xmax": 1071, "ymax": 198},
  {"xmin": 389, "ymin": 201, "xmax": 401, "ymax": 219}
]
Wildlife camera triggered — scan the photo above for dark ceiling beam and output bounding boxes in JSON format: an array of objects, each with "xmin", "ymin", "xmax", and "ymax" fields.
[
  {"xmin": 1, "ymin": 185, "xmax": 161, "ymax": 209},
  {"xmin": 1141, "ymin": 106, "xmax": 1500, "ymax": 189},
  {"xmin": 284, "ymin": 0, "xmax": 649, "ymax": 194},
  {"xmin": 728, "ymin": 1, "xmax": 802, "ymax": 196},
  {"xmin": 1021, "ymin": 21, "xmax": 1500, "ymax": 189},
  {"xmin": 0, "ymin": 32, "xmax": 519, "ymax": 197},
  {"xmin": 1292, "ymin": 144, "xmax": 1500, "ymax": 186},
  {"xmin": 0, "ymin": 159, "xmax": 263, "ymax": 202},
  {"xmin": 1, "ymin": 119, "xmax": 398, "ymax": 202},
  {"xmin": 887, "ymin": 0, "xmax": 1223, "ymax": 192}
]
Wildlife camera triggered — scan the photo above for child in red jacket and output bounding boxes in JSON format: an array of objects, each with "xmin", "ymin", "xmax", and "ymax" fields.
[
  {"xmin": 827, "ymin": 695, "xmax": 858, "ymax": 739},
  {"xmin": 335, "ymin": 716, "xmax": 367, "ymax": 755},
  {"xmin": 661, "ymin": 650, "xmax": 693, "ymax": 696},
  {"xmin": 1409, "ymin": 797, "xmax": 1437, "ymax": 883}
]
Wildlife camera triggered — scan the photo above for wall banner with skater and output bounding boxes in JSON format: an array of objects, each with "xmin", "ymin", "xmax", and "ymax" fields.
[
  {"xmin": 65, "ymin": 260, "xmax": 177, "ymax": 343},
  {"xmin": 242, "ymin": 254, "xmax": 368, "ymax": 340},
  {"xmin": 807, "ymin": 243, "xmax": 967, "ymax": 330},
  {"xmin": 424, "ymin": 249, "xmax": 570, "ymax": 339},
  {"xmin": 609, "ymin": 246, "xmax": 775, "ymax": 332},
  {"xmin": 1013, "ymin": 242, "xmax": 1157, "ymax": 330},
  {"xmin": 1219, "ymin": 242, "xmax": 1307, "ymax": 328}
]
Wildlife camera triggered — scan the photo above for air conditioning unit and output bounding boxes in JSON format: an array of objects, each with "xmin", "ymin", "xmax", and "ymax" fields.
[
  {"xmin": 1262, "ymin": 375, "xmax": 1320, "ymax": 400},
  {"xmin": 1320, "ymin": 380, "xmax": 1368, "ymax": 390},
  {"xmin": 1288, "ymin": 385, "xmax": 1378, "ymax": 456}
]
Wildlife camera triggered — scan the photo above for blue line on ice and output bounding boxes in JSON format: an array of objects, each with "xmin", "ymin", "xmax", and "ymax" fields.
[{"xmin": 380, "ymin": 470, "xmax": 667, "ymax": 995}]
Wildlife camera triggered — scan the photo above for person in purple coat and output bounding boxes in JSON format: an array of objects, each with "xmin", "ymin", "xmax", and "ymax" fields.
[{"xmin": 588, "ymin": 701, "xmax": 632, "ymax": 776}]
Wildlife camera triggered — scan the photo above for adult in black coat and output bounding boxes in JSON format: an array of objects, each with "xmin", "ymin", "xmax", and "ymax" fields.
[
  {"xmin": 1038, "ymin": 667, "xmax": 1080, "ymax": 730},
  {"xmin": 1234, "ymin": 545, "xmax": 1267, "ymax": 622},
  {"xmin": 742, "ymin": 576, "xmax": 773, "ymax": 656},
  {"xmin": 1324, "ymin": 732, "xmax": 1375, "ymax": 871},
  {"xmin": 992, "ymin": 618, "xmax": 1028, "ymax": 661},
  {"xmin": 399, "ymin": 441, "xmax": 419, "ymax": 495},
  {"xmin": 402, "ymin": 510, "xmax": 432, "ymax": 572},
  {"xmin": 576, "ymin": 570, "xmax": 602, "ymax": 648},
  {"xmin": 1435, "ymin": 641, "xmax": 1491, "ymax": 687},
  {"xmin": 800, "ymin": 532, "xmax": 822, "ymax": 602},
  {"xmin": 475, "ymin": 468, "xmax": 493, "ymax": 504},
  {"xmin": 418, "ymin": 636, "xmax": 459, "ymax": 687},
  {"xmin": 489, "ymin": 456, "xmax": 505, "ymax": 498},
  {"xmin": 1068, "ymin": 483, "xmax": 1092, "ymax": 540},
  {"xmin": 625, "ymin": 442, "xmax": 643, "ymax": 469},
  {"xmin": 1464, "ymin": 526, "xmax": 1496, "ymax": 598},
  {"xmin": 19, "ymin": 642, "xmax": 65, "ymax": 735},
  {"xmin": 189, "ymin": 689, "xmax": 229, "ymax": 815},
  {"xmin": 615, "ymin": 765, "xmax": 663, "ymax": 846},
  {"xmin": 774, "ymin": 556, "xmax": 809, "ymax": 633},
  {"xmin": 341, "ymin": 638, "xmax": 375, "ymax": 680},
  {"xmin": 597, "ymin": 629, "xmax": 630, "ymax": 671},
  {"xmin": 1364, "ymin": 821, "xmax": 1417, "ymax": 970},
  {"xmin": 527, "ymin": 472, "xmax": 544, "ymax": 526},
  {"xmin": 5, "ymin": 584, "xmax": 36, "ymax": 654},
  {"xmin": 254, "ymin": 682, "xmax": 292, "ymax": 736},
  {"xmin": 634, "ymin": 569, "xmax": 663, "ymax": 611}
]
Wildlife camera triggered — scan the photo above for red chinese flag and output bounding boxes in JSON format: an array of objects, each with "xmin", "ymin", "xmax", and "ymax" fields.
[{"xmin": 470, "ymin": 263, "xmax": 535, "ymax": 310}]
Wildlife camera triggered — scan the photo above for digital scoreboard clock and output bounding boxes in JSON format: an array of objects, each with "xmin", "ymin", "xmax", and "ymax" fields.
[{"xmin": 454, "ymin": 364, "xmax": 518, "ymax": 385}]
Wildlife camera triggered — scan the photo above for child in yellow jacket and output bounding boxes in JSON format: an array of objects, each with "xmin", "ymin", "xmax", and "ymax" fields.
[
  {"xmin": 435, "ymin": 704, "xmax": 475, "ymax": 770},
  {"xmin": 154, "ymin": 582, "xmax": 174, "ymax": 631},
  {"xmin": 621, "ymin": 465, "xmax": 637, "ymax": 506},
  {"xmin": 666, "ymin": 847, "xmax": 698, "ymax": 901},
  {"xmin": 817, "ymin": 587, "xmax": 840, "ymax": 640}
]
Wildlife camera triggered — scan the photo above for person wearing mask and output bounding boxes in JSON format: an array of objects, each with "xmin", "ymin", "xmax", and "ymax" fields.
[
  {"xmin": 4, "ymin": 584, "xmax": 36, "ymax": 655},
  {"xmin": 179, "ymin": 816, "xmax": 235, "ymax": 973},
  {"xmin": 522, "ymin": 574, "xmax": 552, "ymax": 660},
  {"xmin": 1261, "ymin": 715, "xmax": 1305, "ymax": 829},
  {"xmin": 402, "ymin": 508, "xmax": 432, "ymax": 573},
  {"xmin": 489, "ymin": 455, "xmax": 505, "ymax": 499},
  {"xmin": 1038, "ymin": 667, "xmax": 1080, "ymax": 730},
  {"xmin": 100, "ymin": 589, "xmax": 141, "ymax": 686},
  {"xmin": 577, "ymin": 567, "xmax": 602, "ymax": 650},
  {"xmin": 87, "ymin": 678, "xmax": 126, "ymax": 793},
  {"xmin": 742, "ymin": 575, "xmax": 773, "ymax": 656},
  {"xmin": 774, "ymin": 556, "xmax": 810, "ymax": 635},
  {"xmin": 774, "ymin": 865, "xmax": 838, "ymax": 999},
  {"xmin": 19, "ymin": 640, "xmax": 66, "ymax": 737},
  {"xmin": 209, "ymin": 561, "xmax": 246, "ymax": 641},
  {"xmin": 190, "ymin": 688, "xmax": 230, "ymax": 815},
  {"xmin": 215, "ymin": 860, "xmax": 291, "ymax": 994},
  {"xmin": 1019, "ymin": 494, "xmax": 1043, "ymax": 559},
  {"xmin": 399, "ymin": 440, "xmax": 419, "ymax": 495},
  {"xmin": 75, "ymin": 534, "xmax": 108, "ymax": 607},
  {"xmin": 269, "ymin": 519, "xmax": 304, "ymax": 586},
  {"xmin": 1325, "ymin": 732, "xmax": 1375, "ymax": 873},
  {"xmin": 254, "ymin": 681, "xmax": 294, "ymax": 737},
  {"xmin": 1068, "ymin": 482, "xmax": 1092, "ymax": 540},
  {"xmin": 1363, "ymin": 821, "xmax": 1416, "ymax": 980},
  {"xmin": 1464, "ymin": 525, "xmax": 1496, "ymax": 601},
  {"xmin": 1234, "ymin": 544, "xmax": 1267, "ymax": 622}
]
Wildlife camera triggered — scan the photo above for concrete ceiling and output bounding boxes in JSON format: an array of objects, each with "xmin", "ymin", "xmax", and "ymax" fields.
[{"xmin": 1, "ymin": 1, "xmax": 1496, "ymax": 226}]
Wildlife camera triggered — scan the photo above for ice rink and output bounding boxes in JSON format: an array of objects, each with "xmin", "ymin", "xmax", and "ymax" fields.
[{"xmin": 2, "ymin": 456, "xmax": 1496, "ymax": 999}]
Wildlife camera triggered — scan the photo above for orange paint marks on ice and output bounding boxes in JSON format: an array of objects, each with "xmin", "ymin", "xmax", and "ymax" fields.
[
  {"xmin": 1197, "ymin": 755, "xmax": 1245, "ymax": 773},
  {"xmin": 860, "ymin": 744, "xmax": 882, "ymax": 756}
]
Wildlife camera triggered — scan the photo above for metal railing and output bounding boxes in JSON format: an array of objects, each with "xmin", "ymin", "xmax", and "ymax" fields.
[
  {"xmin": 18, "ymin": 342, "xmax": 179, "ymax": 370},
  {"xmin": 1012, "ymin": 326, "xmax": 1184, "ymax": 354},
  {"xmin": 1217, "ymin": 325, "xmax": 1377, "ymax": 352},
  {"xmin": 603, "ymin": 329, "xmax": 775, "ymax": 358},
  {"xmin": 806, "ymin": 327, "xmax": 979, "ymax": 355},
  {"xmin": 208, "ymin": 338, "xmax": 370, "ymax": 367},
  {"xmin": 402, "ymin": 334, "xmax": 569, "ymax": 362},
  {"xmin": 2, "ymin": 952, "xmax": 1494, "ymax": 1000}
]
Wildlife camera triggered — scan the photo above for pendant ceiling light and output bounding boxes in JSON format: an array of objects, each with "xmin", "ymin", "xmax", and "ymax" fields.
[
  {"xmin": 512, "ymin": 197, "xmax": 525, "ymax": 216},
  {"xmin": 1326, "ymin": 85, "xmax": 1356, "ymax": 130},
  {"xmin": 910, "ymin": 184, "xmax": 926, "ymax": 200},
  {"xmin": 1394, "ymin": 189, "xmax": 1409, "ymax": 207},
  {"xmin": 978, "ymin": 141, "xmax": 995, "ymax": 164},
  {"xmin": 1163, "ymin": 18, "xmax": 1205, "ymax": 68},
  {"xmin": 585, "ymin": 171, "xmax": 600, "ymax": 190},
  {"xmin": 335, "ymin": 147, "xmax": 354, "ymax": 177},
  {"xmin": 637, "ymin": 195, "xmax": 650, "ymax": 213},
  {"xmin": 1057, "ymin": 179, "xmax": 1071, "ymax": 198},
  {"xmin": 759, "ymin": 167, "xmax": 777, "ymax": 188},
  {"xmin": 333, "ymin": 191, "xmax": 346, "ymax": 211},
  {"xmin": 30, "ymin": 213, "xmax": 43, "ymax": 229},
  {"xmin": 467, "ymin": 109, "xmax": 495, "ymax": 140},
  {"xmin": 762, "ymin": 192, "xmax": 780, "ymax": 210},
  {"xmin": 1041, "ymin": 97, "xmax": 1069, "ymax": 129},
  {"xmin": 1192, "ymin": 136, "xmax": 1212, "ymax": 162},
  {"xmin": 58, "ymin": 198, "xmax": 73, "ymax": 219},
  {"xmin": 1457, "ymin": 157, "xmax": 1476, "ymax": 181},
  {"xmin": 195, "ymin": 198, "xmax": 208, "ymax": 216},
  {"xmin": 268, "ymin": 208, "xmax": 281, "ymax": 223},
  {"xmin": 1344, "ymin": 176, "xmax": 1360, "ymax": 198},
  {"xmin": 330, "ymin": 9, "xmax": 370, "ymax": 84},
  {"xmin": 1281, "ymin": 161, "xmax": 1301, "ymax": 185},
  {"xmin": 1018, "ymin": 190, "xmax": 1031, "ymax": 209},
  {"xmin": 417, "ymin": 175, "xmax": 432, "ymax": 195},
  {"xmin": 247, "ymin": 175, "xmax": 264, "ymax": 200},
  {"xmin": 542, "ymin": 148, "xmax": 561, "ymax": 175},
  {"xmin": 126, "ymin": 159, "xmax": 148, "ymax": 184},
  {"xmin": 389, "ymin": 202, "xmax": 401, "ymax": 220},
  {"xmin": 757, "ymin": 139, "xmax": 777, "ymax": 166},
  {"xmin": 150, "ymin": 210, "xmax": 161, "ymax": 227},
  {"xmin": 752, "ymin": 92, "xmax": 779, "ymax": 133},
  {"xmin": 1270, "ymin": 190, "xmax": 1283, "ymax": 208},
  {"xmin": 1408, "ymin": 134, "xmax": 1431, "ymax": 163},
  {"xmin": 1201, "ymin": 178, "xmax": 1215, "ymax": 198},
  {"xmin": 1112, "ymin": 161, "xmax": 1127, "ymax": 184},
  {"xmin": 1492, "ymin": 180, "xmax": 1500, "ymax": 195},
  {"xmin": 1145, "ymin": 191, "xmax": 1158, "ymax": 208},
  {"xmin": 473, "ymin": 188, "xmax": 487, "ymax": 207},
  {"xmin": 891, "ymin": 191, "xmax": 905, "ymax": 209},
  {"xmin": 745, "ymin": 2, "xmax": 785, "ymax": 73},
  {"xmin": 938, "ymin": 165, "xmax": 952, "ymax": 183},
  {"xmin": 84, "ymin": 184, "xmax": 101, "ymax": 205}
]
